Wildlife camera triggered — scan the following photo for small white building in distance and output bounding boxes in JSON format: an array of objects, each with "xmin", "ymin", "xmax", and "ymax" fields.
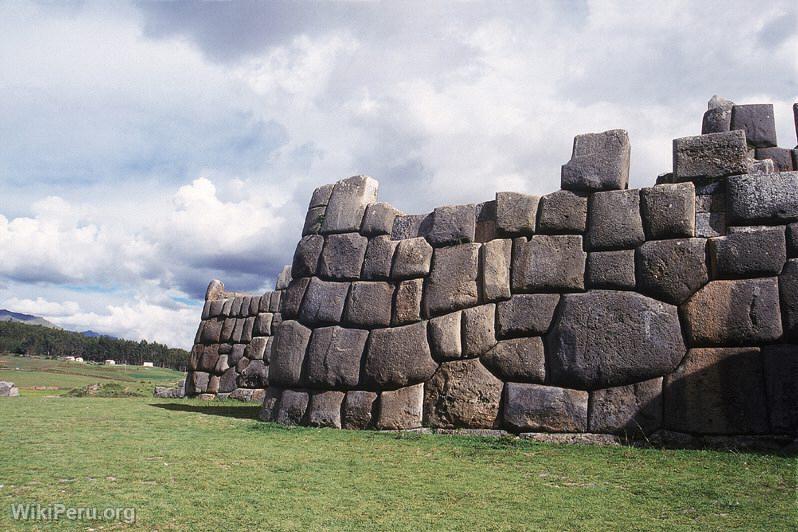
[
  {"xmin": 104, "ymin": 360, "xmax": 116, "ymax": 365},
  {"xmin": 74, "ymin": 357, "xmax": 84, "ymax": 363},
  {"xmin": 63, "ymin": 356, "xmax": 75, "ymax": 361},
  {"xmin": 142, "ymin": 362, "xmax": 154, "ymax": 367}
]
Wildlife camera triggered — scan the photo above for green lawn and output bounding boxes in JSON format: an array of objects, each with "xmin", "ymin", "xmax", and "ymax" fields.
[{"xmin": 0, "ymin": 394, "xmax": 795, "ymax": 531}]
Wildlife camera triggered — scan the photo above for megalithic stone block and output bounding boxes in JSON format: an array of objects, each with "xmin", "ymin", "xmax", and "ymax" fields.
[
  {"xmin": 635, "ymin": 238, "xmax": 708, "ymax": 305},
  {"xmin": 640, "ymin": 182, "xmax": 696, "ymax": 239},
  {"xmin": 391, "ymin": 237, "xmax": 433, "ymax": 280},
  {"xmin": 536, "ymin": 190, "xmax": 588, "ymax": 234},
  {"xmin": 393, "ymin": 279, "xmax": 423, "ymax": 325},
  {"xmin": 512, "ymin": 235, "xmax": 586, "ymax": 291},
  {"xmin": 502, "ymin": 383, "xmax": 589, "ymax": 433},
  {"xmin": 709, "ymin": 227, "xmax": 786, "ymax": 278},
  {"xmin": 561, "ymin": 129, "xmax": 630, "ymax": 191},
  {"xmin": 755, "ymin": 147, "xmax": 794, "ymax": 172},
  {"xmin": 321, "ymin": 175, "xmax": 379, "ymax": 234},
  {"xmin": 481, "ymin": 337, "xmax": 545, "ymax": 382},
  {"xmin": 363, "ymin": 322, "xmax": 437, "ymax": 389},
  {"xmin": 726, "ymin": 172, "xmax": 798, "ymax": 224},
  {"xmin": 480, "ymin": 238, "xmax": 512, "ymax": 302},
  {"xmin": 361, "ymin": 202, "xmax": 403, "ymax": 236},
  {"xmin": 362, "ymin": 235, "xmax": 398, "ymax": 280},
  {"xmin": 276, "ymin": 265, "xmax": 292, "ymax": 290},
  {"xmin": 343, "ymin": 281, "xmax": 393, "ymax": 328},
  {"xmin": 428, "ymin": 311, "xmax": 462, "ymax": 361},
  {"xmin": 275, "ymin": 389, "xmax": 309, "ymax": 426},
  {"xmin": 762, "ymin": 344, "xmax": 798, "ymax": 434},
  {"xmin": 292, "ymin": 235, "xmax": 324, "ymax": 278},
  {"xmin": 461, "ymin": 304, "xmax": 496, "ymax": 357},
  {"xmin": 376, "ymin": 383, "xmax": 424, "ymax": 430},
  {"xmin": 672, "ymin": 130, "xmax": 748, "ymax": 181},
  {"xmin": 427, "ymin": 204, "xmax": 477, "ymax": 246},
  {"xmin": 391, "ymin": 213, "xmax": 433, "ymax": 240},
  {"xmin": 205, "ymin": 279, "xmax": 225, "ymax": 301},
  {"xmin": 423, "ymin": 358, "xmax": 503, "ymax": 429},
  {"xmin": 701, "ymin": 95, "xmax": 734, "ymax": 134},
  {"xmin": 495, "ymin": 294, "xmax": 560, "ymax": 338},
  {"xmin": 269, "ymin": 320, "xmax": 312, "ymax": 387},
  {"xmin": 318, "ymin": 233, "xmax": 368, "ymax": 280},
  {"xmin": 298, "ymin": 278, "xmax": 349, "ymax": 326},
  {"xmin": 588, "ymin": 377, "xmax": 663, "ymax": 436},
  {"xmin": 495, "ymin": 192, "xmax": 539, "ymax": 236},
  {"xmin": 309, "ymin": 183, "xmax": 334, "ymax": 208},
  {"xmin": 423, "ymin": 243, "xmax": 480, "ymax": 316},
  {"xmin": 586, "ymin": 250, "xmax": 636, "ymax": 290},
  {"xmin": 730, "ymin": 104, "xmax": 777, "ymax": 148},
  {"xmin": 307, "ymin": 391, "xmax": 345, "ymax": 428},
  {"xmin": 586, "ymin": 189, "xmax": 645, "ymax": 251},
  {"xmin": 342, "ymin": 390, "xmax": 377, "ymax": 429}
]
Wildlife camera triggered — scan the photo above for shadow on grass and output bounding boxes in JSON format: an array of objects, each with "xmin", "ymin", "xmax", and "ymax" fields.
[{"xmin": 150, "ymin": 402, "xmax": 260, "ymax": 420}]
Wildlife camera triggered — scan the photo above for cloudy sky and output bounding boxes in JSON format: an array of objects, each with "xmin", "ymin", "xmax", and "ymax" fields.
[{"xmin": 1, "ymin": 1, "xmax": 796, "ymax": 348}]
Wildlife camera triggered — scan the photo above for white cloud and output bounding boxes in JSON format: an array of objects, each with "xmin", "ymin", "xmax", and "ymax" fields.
[{"xmin": 2, "ymin": 297, "xmax": 80, "ymax": 318}]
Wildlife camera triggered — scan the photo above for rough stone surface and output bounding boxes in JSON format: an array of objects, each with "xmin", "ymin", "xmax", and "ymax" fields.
[
  {"xmin": 588, "ymin": 377, "xmax": 663, "ymax": 435},
  {"xmin": 258, "ymin": 387, "xmax": 282, "ymax": 421},
  {"xmin": 342, "ymin": 391, "xmax": 377, "ymax": 429},
  {"xmin": 561, "ymin": 129, "xmax": 630, "ymax": 191},
  {"xmin": 292, "ymin": 235, "xmax": 324, "ymax": 278},
  {"xmin": 512, "ymin": 235, "xmax": 585, "ymax": 291},
  {"xmin": 303, "ymin": 206, "xmax": 326, "ymax": 236},
  {"xmin": 695, "ymin": 212, "xmax": 726, "ymax": 238},
  {"xmin": 640, "ymin": 183, "xmax": 696, "ymax": 239},
  {"xmin": 200, "ymin": 318, "xmax": 223, "ymax": 344},
  {"xmin": 547, "ymin": 291, "xmax": 685, "ymax": 389},
  {"xmin": 586, "ymin": 250, "xmax": 636, "ymax": 290},
  {"xmin": 755, "ymin": 147, "xmax": 794, "ymax": 172},
  {"xmin": 361, "ymin": 202, "xmax": 402, "ymax": 236},
  {"xmin": 428, "ymin": 311, "xmax": 462, "ymax": 361},
  {"xmin": 228, "ymin": 344, "xmax": 246, "ymax": 367},
  {"xmin": 198, "ymin": 344, "xmax": 220, "ymax": 372},
  {"xmin": 788, "ymin": 223, "xmax": 798, "ymax": 257},
  {"xmin": 306, "ymin": 391, "xmax": 345, "ymax": 428},
  {"xmin": 304, "ymin": 326, "xmax": 368, "ymax": 389},
  {"xmin": 586, "ymin": 189, "xmax": 645, "ymax": 251},
  {"xmin": 496, "ymin": 192, "xmax": 538, "ymax": 236},
  {"xmin": 461, "ymin": 304, "xmax": 496, "ymax": 357},
  {"xmin": 318, "ymin": 233, "xmax": 368, "ymax": 280},
  {"xmin": 363, "ymin": 322, "xmax": 437, "ymax": 389},
  {"xmin": 664, "ymin": 348, "xmax": 769, "ymax": 434},
  {"xmin": 428, "ymin": 204, "xmax": 476, "ymax": 246},
  {"xmin": 726, "ymin": 172, "xmax": 798, "ymax": 224},
  {"xmin": 275, "ymin": 266, "xmax": 291, "ymax": 290},
  {"xmin": 702, "ymin": 104, "xmax": 733, "ymax": 134},
  {"xmin": 391, "ymin": 237, "xmax": 433, "ymax": 280},
  {"xmin": 393, "ymin": 279, "xmax": 423, "ymax": 325},
  {"xmin": 362, "ymin": 236, "xmax": 397, "ymax": 280},
  {"xmin": 682, "ymin": 278, "xmax": 783, "ymax": 346},
  {"xmin": 275, "ymin": 389, "xmax": 309, "ymax": 426},
  {"xmin": 219, "ymin": 367, "xmax": 237, "ymax": 393},
  {"xmin": 762, "ymin": 344, "xmax": 798, "ymax": 434},
  {"xmin": 343, "ymin": 281, "xmax": 393, "ymax": 328},
  {"xmin": 780, "ymin": 259, "xmax": 798, "ymax": 341},
  {"xmin": 481, "ymin": 337, "xmax": 545, "ymax": 383},
  {"xmin": 672, "ymin": 130, "xmax": 749, "ymax": 181},
  {"xmin": 481, "ymin": 239, "xmax": 512, "ymax": 302},
  {"xmin": 299, "ymin": 278, "xmax": 349, "ymax": 326},
  {"xmin": 391, "ymin": 213, "xmax": 433, "ymax": 240},
  {"xmin": 246, "ymin": 337, "xmax": 268, "ymax": 361},
  {"xmin": 376, "ymin": 384, "xmax": 424, "ymax": 430},
  {"xmin": 0, "ymin": 381, "xmax": 19, "ymax": 397},
  {"xmin": 423, "ymin": 243, "xmax": 480, "ymax": 316},
  {"xmin": 239, "ymin": 360, "xmax": 268, "ymax": 388},
  {"xmin": 423, "ymin": 359, "xmax": 503, "ymax": 429},
  {"xmin": 730, "ymin": 104, "xmax": 777, "ymax": 148},
  {"xmin": 253, "ymin": 313, "xmax": 273, "ymax": 337},
  {"xmin": 503, "ymin": 383, "xmax": 589, "ymax": 433},
  {"xmin": 187, "ymin": 371, "xmax": 210, "ymax": 395},
  {"xmin": 280, "ymin": 278, "xmax": 310, "ymax": 319},
  {"xmin": 321, "ymin": 175, "xmax": 379, "ymax": 234},
  {"xmin": 269, "ymin": 320, "xmax": 312, "ymax": 387},
  {"xmin": 537, "ymin": 190, "xmax": 587, "ymax": 234},
  {"xmin": 496, "ymin": 294, "xmax": 560, "ymax": 338},
  {"xmin": 309, "ymin": 183, "xmax": 334, "ymax": 208},
  {"xmin": 205, "ymin": 279, "xmax": 225, "ymax": 301},
  {"xmin": 474, "ymin": 200, "xmax": 498, "ymax": 242},
  {"xmin": 709, "ymin": 227, "xmax": 786, "ymax": 278},
  {"xmin": 635, "ymin": 239, "xmax": 708, "ymax": 304}
]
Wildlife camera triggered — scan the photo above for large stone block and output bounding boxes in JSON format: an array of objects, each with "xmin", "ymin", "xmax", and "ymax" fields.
[
  {"xmin": 343, "ymin": 281, "xmax": 393, "ymax": 328},
  {"xmin": 423, "ymin": 359, "xmax": 503, "ymax": 429},
  {"xmin": 268, "ymin": 291, "xmax": 281, "ymax": 313},
  {"xmin": 187, "ymin": 371, "xmax": 210, "ymax": 395},
  {"xmin": 258, "ymin": 387, "xmax": 282, "ymax": 422},
  {"xmin": 511, "ymin": 235, "xmax": 585, "ymax": 291},
  {"xmin": 246, "ymin": 336, "xmax": 269, "ymax": 361},
  {"xmin": 318, "ymin": 233, "xmax": 368, "ymax": 280},
  {"xmin": 496, "ymin": 294, "xmax": 560, "ymax": 338},
  {"xmin": 269, "ymin": 320, "xmax": 312, "ymax": 387},
  {"xmin": 391, "ymin": 213, "xmax": 433, "ymax": 240},
  {"xmin": 309, "ymin": 183, "xmax": 334, "ymax": 208},
  {"xmin": 536, "ymin": 190, "xmax": 587, "ymax": 234},
  {"xmin": 219, "ymin": 367, "xmax": 238, "ymax": 393},
  {"xmin": 502, "ymin": 383, "xmax": 589, "ymax": 433},
  {"xmin": 275, "ymin": 265, "xmax": 292, "ymax": 290},
  {"xmin": 361, "ymin": 202, "xmax": 402, "ymax": 236},
  {"xmin": 726, "ymin": 172, "xmax": 798, "ymax": 224},
  {"xmin": 755, "ymin": 147, "xmax": 794, "ymax": 172},
  {"xmin": 701, "ymin": 96, "xmax": 733, "ymax": 134},
  {"xmin": 362, "ymin": 235, "xmax": 398, "ymax": 280},
  {"xmin": 730, "ymin": 104, "xmax": 777, "ymax": 148},
  {"xmin": 292, "ymin": 235, "xmax": 324, "ymax": 278},
  {"xmin": 363, "ymin": 322, "xmax": 437, "ymax": 389},
  {"xmin": 241, "ymin": 317, "xmax": 255, "ymax": 343},
  {"xmin": 280, "ymin": 277, "xmax": 310, "ymax": 319},
  {"xmin": 200, "ymin": 318, "xmax": 223, "ymax": 344},
  {"xmin": 423, "ymin": 243, "xmax": 479, "ymax": 316},
  {"xmin": 640, "ymin": 183, "xmax": 695, "ymax": 239},
  {"xmin": 321, "ymin": 175, "xmax": 379, "ymax": 234},
  {"xmin": 586, "ymin": 250, "xmax": 636, "ymax": 290},
  {"xmin": 695, "ymin": 212, "xmax": 726, "ymax": 238},
  {"xmin": 586, "ymin": 189, "xmax": 645, "ymax": 251},
  {"xmin": 393, "ymin": 279, "xmax": 423, "ymax": 325},
  {"xmin": 188, "ymin": 344, "xmax": 203, "ymax": 371},
  {"xmin": 239, "ymin": 360, "xmax": 268, "ymax": 388},
  {"xmin": 208, "ymin": 299, "xmax": 225, "ymax": 318},
  {"xmin": 664, "ymin": 348, "xmax": 769, "ymax": 434},
  {"xmin": 481, "ymin": 337, "xmax": 545, "ymax": 383},
  {"xmin": 672, "ymin": 130, "xmax": 749, "ymax": 181},
  {"xmin": 762, "ymin": 345, "xmax": 798, "ymax": 434},
  {"xmin": 307, "ymin": 391, "xmax": 345, "ymax": 428},
  {"xmin": 475, "ymin": 200, "xmax": 498, "ymax": 242},
  {"xmin": 682, "ymin": 278, "xmax": 782, "ymax": 346},
  {"xmin": 547, "ymin": 291, "xmax": 685, "ymax": 389},
  {"xmin": 298, "ymin": 278, "xmax": 349, "ymax": 326},
  {"xmin": 588, "ymin": 377, "xmax": 662, "ymax": 436},
  {"xmin": 275, "ymin": 389, "xmax": 309, "ymax": 426},
  {"xmin": 198, "ymin": 344, "xmax": 220, "ymax": 372},
  {"xmin": 635, "ymin": 239, "xmax": 708, "ymax": 305},
  {"xmin": 342, "ymin": 390, "xmax": 377, "ymax": 429},
  {"xmin": 780, "ymin": 259, "xmax": 798, "ymax": 341},
  {"xmin": 205, "ymin": 279, "xmax": 225, "ymax": 301},
  {"xmin": 228, "ymin": 344, "xmax": 246, "ymax": 367},
  {"xmin": 787, "ymin": 223, "xmax": 798, "ymax": 257},
  {"xmin": 304, "ymin": 325, "xmax": 368, "ymax": 389},
  {"xmin": 428, "ymin": 204, "xmax": 476, "ymax": 246},
  {"xmin": 391, "ymin": 237, "xmax": 433, "ymax": 280},
  {"xmin": 496, "ymin": 192, "xmax": 538, "ymax": 236},
  {"xmin": 709, "ymin": 227, "xmax": 786, "ymax": 278},
  {"xmin": 428, "ymin": 311, "xmax": 462, "ymax": 361},
  {"xmin": 561, "ymin": 129, "xmax": 630, "ymax": 191},
  {"xmin": 461, "ymin": 304, "xmax": 496, "ymax": 357},
  {"xmin": 231, "ymin": 318, "xmax": 245, "ymax": 343},
  {"xmin": 481, "ymin": 239, "xmax": 511, "ymax": 302},
  {"xmin": 376, "ymin": 384, "xmax": 424, "ymax": 430},
  {"xmin": 253, "ymin": 312, "xmax": 273, "ymax": 337},
  {"xmin": 302, "ymin": 206, "xmax": 326, "ymax": 236}
]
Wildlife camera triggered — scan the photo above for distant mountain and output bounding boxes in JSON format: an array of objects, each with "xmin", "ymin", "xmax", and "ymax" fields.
[
  {"xmin": 80, "ymin": 330, "xmax": 118, "ymax": 339},
  {"xmin": 0, "ymin": 309, "xmax": 60, "ymax": 329}
]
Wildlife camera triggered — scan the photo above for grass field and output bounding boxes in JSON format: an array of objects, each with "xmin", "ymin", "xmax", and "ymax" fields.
[{"xmin": 0, "ymin": 355, "xmax": 795, "ymax": 530}]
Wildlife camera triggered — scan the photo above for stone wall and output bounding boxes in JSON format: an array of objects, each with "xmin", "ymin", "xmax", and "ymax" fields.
[{"xmin": 186, "ymin": 97, "xmax": 798, "ymax": 438}]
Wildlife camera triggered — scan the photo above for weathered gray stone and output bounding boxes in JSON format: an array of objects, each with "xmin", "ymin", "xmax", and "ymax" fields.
[
  {"xmin": 672, "ymin": 130, "xmax": 749, "ymax": 181},
  {"xmin": 280, "ymin": 277, "xmax": 310, "ymax": 319},
  {"xmin": 702, "ymin": 100, "xmax": 733, "ymax": 134},
  {"xmin": 664, "ymin": 348, "xmax": 769, "ymax": 434},
  {"xmin": 586, "ymin": 189, "xmax": 645, "ymax": 251},
  {"xmin": 755, "ymin": 147, "xmax": 794, "ymax": 172},
  {"xmin": 218, "ymin": 343, "xmax": 232, "ymax": 355},
  {"xmin": 206, "ymin": 375, "xmax": 220, "ymax": 394},
  {"xmin": 307, "ymin": 391, "xmax": 345, "ymax": 428},
  {"xmin": 201, "ymin": 300, "xmax": 212, "ymax": 320},
  {"xmin": 511, "ymin": 235, "xmax": 585, "ymax": 291},
  {"xmin": 275, "ymin": 265, "xmax": 292, "ymax": 290},
  {"xmin": 343, "ymin": 281, "xmax": 393, "ymax": 328},
  {"xmin": 362, "ymin": 236, "xmax": 398, "ymax": 280},
  {"xmin": 269, "ymin": 320, "xmax": 312, "ymax": 387},
  {"xmin": 561, "ymin": 129, "xmax": 630, "ymax": 191},
  {"xmin": 228, "ymin": 344, "xmax": 246, "ymax": 367},
  {"xmin": 682, "ymin": 278, "xmax": 782, "ymax": 346},
  {"xmin": 214, "ymin": 354, "xmax": 230, "ymax": 373},
  {"xmin": 229, "ymin": 388, "xmax": 266, "ymax": 402},
  {"xmin": 241, "ymin": 317, "xmax": 255, "ymax": 343},
  {"xmin": 219, "ymin": 367, "xmax": 237, "ymax": 393},
  {"xmin": 709, "ymin": 227, "xmax": 786, "ymax": 278},
  {"xmin": 780, "ymin": 259, "xmax": 798, "ymax": 341},
  {"xmin": 695, "ymin": 212, "xmax": 726, "ymax": 238},
  {"xmin": 309, "ymin": 183, "xmax": 334, "ymax": 208},
  {"xmin": 239, "ymin": 296, "xmax": 252, "ymax": 317},
  {"xmin": 547, "ymin": 291, "xmax": 685, "ymax": 389},
  {"xmin": 246, "ymin": 337, "xmax": 268, "ymax": 361},
  {"xmin": 302, "ymin": 206, "xmax": 326, "ymax": 236},
  {"xmin": 586, "ymin": 250, "xmax": 636, "ymax": 290},
  {"xmin": 636, "ymin": 239, "xmax": 708, "ymax": 304},
  {"xmin": 318, "ymin": 233, "xmax": 368, "ymax": 280},
  {"xmin": 762, "ymin": 345, "xmax": 798, "ymax": 434},
  {"xmin": 423, "ymin": 359, "xmax": 503, "ymax": 429},
  {"xmin": 640, "ymin": 183, "xmax": 696, "ymax": 239},
  {"xmin": 0, "ymin": 381, "xmax": 19, "ymax": 397},
  {"xmin": 363, "ymin": 322, "xmax": 437, "ymax": 389},
  {"xmin": 537, "ymin": 190, "xmax": 587, "ymax": 234},
  {"xmin": 269, "ymin": 291, "xmax": 281, "ymax": 312},
  {"xmin": 321, "ymin": 175, "xmax": 379, "ymax": 234},
  {"xmin": 695, "ymin": 192, "xmax": 725, "ymax": 214},
  {"xmin": 496, "ymin": 294, "xmax": 559, "ymax": 339},
  {"xmin": 428, "ymin": 204, "xmax": 476, "ymax": 246},
  {"xmin": 481, "ymin": 337, "xmax": 545, "ymax": 383},
  {"xmin": 749, "ymin": 158, "xmax": 776, "ymax": 175},
  {"xmin": 258, "ymin": 387, "xmax": 282, "ymax": 421},
  {"xmin": 787, "ymin": 223, "xmax": 798, "ymax": 257},
  {"xmin": 208, "ymin": 299, "xmax": 225, "ymax": 318},
  {"xmin": 200, "ymin": 318, "xmax": 223, "ymax": 344},
  {"xmin": 342, "ymin": 390, "xmax": 377, "ymax": 429},
  {"xmin": 474, "ymin": 200, "xmax": 498, "ymax": 242},
  {"xmin": 495, "ymin": 192, "xmax": 538, "ymax": 236},
  {"xmin": 236, "ymin": 357, "xmax": 250, "ymax": 373},
  {"xmin": 428, "ymin": 311, "xmax": 462, "ymax": 361},
  {"xmin": 726, "ymin": 172, "xmax": 798, "ymax": 224},
  {"xmin": 391, "ymin": 213, "xmax": 433, "ymax": 240},
  {"xmin": 481, "ymin": 239, "xmax": 511, "ymax": 302},
  {"xmin": 205, "ymin": 279, "xmax": 225, "ymax": 301},
  {"xmin": 231, "ymin": 318, "xmax": 245, "ymax": 343},
  {"xmin": 304, "ymin": 326, "xmax": 368, "ymax": 389},
  {"xmin": 239, "ymin": 360, "xmax": 268, "ymax": 388},
  {"xmin": 731, "ymin": 104, "xmax": 777, "ymax": 148},
  {"xmin": 253, "ymin": 313, "xmax": 273, "ymax": 337},
  {"xmin": 361, "ymin": 202, "xmax": 402, "ymax": 236},
  {"xmin": 275, "ymin": 389, "xmax": 309, "ymax": 425},
  {"xmin": 588, "ymin": 377, "xmax": 662, "ymax": 436},
  {"xmin": 423, "ymin": 243, "xmax": 479, "ymax": 316},
  {"xmin": 188, "ymin": 344, "xmax": 203, "ymax": 371},
  {"xmin": 250, "ymin": 296, "xmax": 262, "ymax": 316},
  {"xmin": 391, "ymin": 237, "xmax": 433, "ymax": 280},
  {"xmin": 393, "ymin": 279, "xmax": 423, "ymax": 325},
  {"xmin": 197, "ymin": 344, "xmax": 220, "ymax": 372},
  {"xmin": 376, "ymin": 384, "xmax": 424, "ymax": 430},
  {"xmin": 461, "ymin": 304, "xmax": 496, "ymax": 357},
  {"xmin": 259, "ymin": 293, "xmax": 271, "ymax": 313},
  {"xmin": 217, "ymin": 318, "xmax": 233, "ymax": 343},
  {"xmin": 503, "ymin": 383, "xmax": 588, "ymax": 433},
  {"xmin": 292, "ymin": 235, "xmax": 324, "ymax": 278},
  {"xmin": 187, "ymin": 371, "xmax": 210, "ymax": 395},
  {"xmin": 298, "ymin": 278, "xmax": 349, "ymax": 326}
]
